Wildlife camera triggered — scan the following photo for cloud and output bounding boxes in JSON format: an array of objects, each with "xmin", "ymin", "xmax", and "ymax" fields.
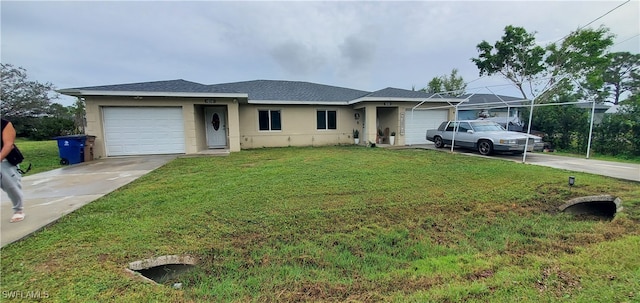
[
  {"xmin": 0, "ymin": 0, "xmax": 637, "ymax": 105},
  {"xmin": 339, "ymin": 32, "xmax": 377, "ymax": 70},
  {"xmin": 270, "ymin": 41, "xmax": 326, "ymax": 76}
]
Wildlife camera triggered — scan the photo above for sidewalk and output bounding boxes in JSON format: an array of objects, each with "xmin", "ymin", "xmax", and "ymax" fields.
[
  {"xmin": 402, "ymin": 144, "xmax": 639, "ymax": 182},
  {"xmin": 1, "ymin": 155, "xmax": 176, "ymax": 247},
  {"xmin": 520, "ymin": 152, "xmax": 640, "ymax": 182}
]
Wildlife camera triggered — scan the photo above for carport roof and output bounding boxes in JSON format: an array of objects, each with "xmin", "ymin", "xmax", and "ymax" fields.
[
  {"xmin": 460, "ymin": 93, "xmax": 528, "ymax": 105},
  {"xmin": 365, "ymin": 87, "xmax": 454, "ymax": 99}
]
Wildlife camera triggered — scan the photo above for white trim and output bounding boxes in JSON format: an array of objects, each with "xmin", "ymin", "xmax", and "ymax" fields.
[
  {"xmin": 257, "ymin": 109, "xmax": 282, "ymax": 132},
  {"xmin": 58, "ymin": 89, "xmax": 247, "ymax": 98},
  {"xmin": 248, "ymin": 100, "xmax": 349, "ymax": 105},
  {"xmin": 316, "ymin": 109, "xmax": 338, "ymax": 131},
  {"xmin": 249, "ymin": 97, "xmax": 464, "ymax": 105},
  {"xmin": 348, "ymin": 97, "xmax": 462, "ymax": 104}
]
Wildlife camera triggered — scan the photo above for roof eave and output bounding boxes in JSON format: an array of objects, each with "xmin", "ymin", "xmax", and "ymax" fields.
[
  {"xmin": 56, "ymin": 89, "xmax": 248, "ymax": 98},
  {"xmin": 247, "ymin": 100, "xmax": 350, "ymax": 105},
  {"xmin": 348, "ymin": 97, "xmax": 463, "ymax": 104}
]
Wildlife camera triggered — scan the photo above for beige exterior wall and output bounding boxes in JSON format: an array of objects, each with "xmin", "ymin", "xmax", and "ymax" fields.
[
  {"xmin": 238, "ymin": 104, "xmax": 361, "ymax": 149},
  {"xmin": 83, "ymin": 96, "xmax": 240, "ymax": 158},
  {"xmin": 83, "ymin": 95, "xmax": 456, "ymax": 157},
  {"xmin": 354, "ymin": 102, "xmax": 454, "ymax": 146}
]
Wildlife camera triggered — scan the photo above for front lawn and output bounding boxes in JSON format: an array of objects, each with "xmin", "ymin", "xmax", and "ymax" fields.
[
  {"xmin": 13, "ymin": 139, "xmax": 61, "ymax": 175},
  {"xmin": 1, "ymin": 146, "xmax": 639, "ymax": 302}
]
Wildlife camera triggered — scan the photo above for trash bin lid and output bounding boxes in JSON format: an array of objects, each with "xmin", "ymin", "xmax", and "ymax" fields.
[{"xmin": 53, "ymin": 134, "xmax": 92, "ymax": 139}]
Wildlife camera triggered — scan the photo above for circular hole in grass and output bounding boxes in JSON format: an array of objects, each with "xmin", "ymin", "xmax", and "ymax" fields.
[
  {"xmin": 127, "ymin": 255, "xmax": 197, "ymax": 285},
  {"xmin": 559, "ymin": 195, "xmax": 622, "ymax": 220}
]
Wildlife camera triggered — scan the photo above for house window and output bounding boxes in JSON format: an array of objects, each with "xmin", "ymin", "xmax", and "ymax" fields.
[
  {"xmin": 317, "ymin": 110, "xmax": 337, "ymax": 130},
  {"xmin": 258, "ymin": 110, "xmax": 281, "ymax": 131}
]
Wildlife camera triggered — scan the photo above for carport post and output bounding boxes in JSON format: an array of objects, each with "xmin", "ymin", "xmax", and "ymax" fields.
[
  {"xmin": 450, "ymin": 105, "xmax": 461, "ymax": 153},
  {"xmin": 522, "ymin": 97, "xmax": 536, "ymax": 163},
  {"xmin": 586, "ymin": 100, "xmax": 596, "ymax": 159}
]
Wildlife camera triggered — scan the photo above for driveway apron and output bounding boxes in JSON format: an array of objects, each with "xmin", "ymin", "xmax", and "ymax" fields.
[{"xmin": 1, "ymin": 155, "xmax": 176, "ymax": 247}]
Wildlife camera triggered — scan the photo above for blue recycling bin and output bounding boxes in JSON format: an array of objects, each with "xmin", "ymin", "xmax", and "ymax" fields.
[{"xmin": 54, "ymin": 135, "xmax": 89, "ymax": 165}]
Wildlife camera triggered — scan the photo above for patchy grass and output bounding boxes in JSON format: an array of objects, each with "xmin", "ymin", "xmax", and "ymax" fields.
[
  {"xmin": 1, "ymin": 146, "xmax": 639, "ymax": 302},
  {"xmin": 13, "ymin": 139, "xmax": 61, "ymax": 174}
]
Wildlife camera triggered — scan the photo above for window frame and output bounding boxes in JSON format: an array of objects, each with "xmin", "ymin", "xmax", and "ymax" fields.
[
  {"xmin": 258, "ymin": 109, "xmax": 282, "ymax": 131},
  {"xmin": 316, "ymin": 109, "xmax": 337, "ymax": 130}
]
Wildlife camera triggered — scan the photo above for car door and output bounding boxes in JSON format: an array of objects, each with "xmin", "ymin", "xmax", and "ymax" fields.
[
  {"xmin": 441, "ymin": 122, "xmax": 457, "ymax": 145},
  {"xmin": 454, "ymin": 122, "xmax": 475, "ymax": 148}
]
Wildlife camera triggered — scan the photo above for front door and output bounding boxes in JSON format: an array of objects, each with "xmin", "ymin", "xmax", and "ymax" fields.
[{"xmin": 205, "ymin": 107, "xmax": 227, "ymax": 148}]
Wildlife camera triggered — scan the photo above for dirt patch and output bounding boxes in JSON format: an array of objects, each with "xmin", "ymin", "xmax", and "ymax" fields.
[
  {"xmin": 276, "ymin": 275, "xmax": 443, "ymax": 303},
  {"xmin": 465, "ymin": 269, "xmax": 495, "ymax": 281},
  {"xmin": 535, "ymin": 265, "xmax": 581, "ymax": 296}
]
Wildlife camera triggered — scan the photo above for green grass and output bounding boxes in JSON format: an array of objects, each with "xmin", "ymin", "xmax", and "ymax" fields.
[
  {"xmin": 13, "ymin": 139, "xmax": 62, "ymax": 174},
  {"xmin": 2, "ymin": 146, "xmax": 639, "ymax": 302}
]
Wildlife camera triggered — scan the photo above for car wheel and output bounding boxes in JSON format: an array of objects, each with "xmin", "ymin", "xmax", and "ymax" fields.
[
  {"xmin": 434, "ymin": 136, "xmax": 445, "ymax": 148},
  {"xmin": 478, "ymin": 140, "xmax": 493, "ymax": 155}
]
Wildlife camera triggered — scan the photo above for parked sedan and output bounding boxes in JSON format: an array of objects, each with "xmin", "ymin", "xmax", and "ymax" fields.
[{"xmin": 426, "ymin": 120, "xmax": 543, "ymax": 155}]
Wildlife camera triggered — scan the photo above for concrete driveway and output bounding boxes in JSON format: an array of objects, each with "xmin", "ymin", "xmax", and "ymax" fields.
[
  {"xmin": 405, "ymin": 144, "xmax": 639, "ymax": 182},
  {"xmin": 1, "ymin": 155, "xmax": 176, "ymax": 247}
]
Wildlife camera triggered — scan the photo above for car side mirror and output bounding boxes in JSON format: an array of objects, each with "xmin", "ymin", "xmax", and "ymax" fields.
[{"xmin": 467, "ymin": 130, "xmax": 474, "ymax": 134}]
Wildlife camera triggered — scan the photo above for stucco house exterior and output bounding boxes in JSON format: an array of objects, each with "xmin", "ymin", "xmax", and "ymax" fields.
[{"xmin": 58, "ymin": 79, "xmax": 462, "ymax": 158}]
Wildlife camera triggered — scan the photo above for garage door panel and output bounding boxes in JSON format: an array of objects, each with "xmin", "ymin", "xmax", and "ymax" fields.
[
  {"xmin": 405, "ymin": 109, "xmax": 448, "ymax": 145},
  {"xmin": 103, "ymin": 107, "xmax": 185, "ymax": 156}
]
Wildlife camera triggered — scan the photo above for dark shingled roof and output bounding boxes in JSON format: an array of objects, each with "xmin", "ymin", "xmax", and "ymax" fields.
[
  {"xmin": 68, "ymin": 79, "xmax": 232, "ymax": 93},
  {"xmin": 61, "ymin": 79, "xmax": 508, "ymax": 104},
  {"xmin": 366, "ymin": 87, "xmax": 454, "ymax": 99},
  {"xmin": 206, "ymin": 80, "xmax": 370, "ymax": 102}
]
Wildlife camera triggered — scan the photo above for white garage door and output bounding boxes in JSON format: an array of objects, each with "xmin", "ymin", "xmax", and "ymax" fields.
[
  {"xmin": 405, "ymin": 109, "xmax": 448, "ymax": 145},
  {"xmin": 103, "ymin": 107, "xmax": 185, "ymax": 156}
]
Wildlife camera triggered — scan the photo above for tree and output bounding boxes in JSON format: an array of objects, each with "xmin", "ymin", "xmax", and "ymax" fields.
[
  {"xmin": 1, "ymin": 63, "xmax": 58, "ymax": 118},
  {"xmin": 471, "ymin": 25, "xmax": 614, "ymax": 102},
  {"xmin": 600, "ymin": 52, "xmax": 640, "ymax": 104},
  {"xmin": 71, "ymin": 98, "xmax": 86, "ymax": 134},
  {"xmin": 545, "ymin": 26, "xmax": 614, "ymax": 102},
  {"xmin": 531, "ymin": 94, "xmax": 590, "ymax": 152},
  {"xmin": 424, "ymin": 78, "xmax": 444, "ymax": 94},
  {"xmin": 471, "ymin": 26, "xmax": 545, "ymax": 99},
  {"xmin": 421, "ymin": 69, "xmax": 466, "ymax": 96},
  {"xmin": 593, "ymin": 94, "xmax": 640, "ymax": 157},
  {"xmin": 1, "ymin": 63, "xmax": 78, "ymax": 139}
]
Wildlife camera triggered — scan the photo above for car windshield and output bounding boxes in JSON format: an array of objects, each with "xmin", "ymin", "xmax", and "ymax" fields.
[{"xmin": 470, "ymin": 121, "xmax": 505, "ymax": 132}]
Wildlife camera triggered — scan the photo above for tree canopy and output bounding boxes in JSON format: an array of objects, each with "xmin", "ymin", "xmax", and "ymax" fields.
[
  {"xmin": 472, "ymin": 25, "xmax": 545, "ymax": 99},
  {"xmin": 1, "ymin": 63, "xmax": 58, "ymax": 118},
  {"xmin": 599, "ymin": 52, "xmax": 640, "ymax": 105},
  {"xmin": 421, "ymin": 68, "xmax": 466, "ymax": 96},
  {"xmin": 1, "ymin": 63, "xmax": 82, "ymax": 139},
  {"xmin": 471, "ymin": 25, "xmax": 615, "ymax": 102}
]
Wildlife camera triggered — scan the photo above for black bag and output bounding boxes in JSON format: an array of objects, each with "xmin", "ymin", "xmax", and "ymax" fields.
[{"xmin": 6, "ymin": 144, "xmax": 24, "ymax": 166}]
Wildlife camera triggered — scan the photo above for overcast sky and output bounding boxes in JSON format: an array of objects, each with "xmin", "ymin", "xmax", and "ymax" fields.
[{"xmin": 2, "ymin": 1, "xmax": 639, "ymax": 106}]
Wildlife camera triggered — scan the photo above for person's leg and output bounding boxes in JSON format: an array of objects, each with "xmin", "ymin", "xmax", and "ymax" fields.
[{"xmin": 1, "ymin": 160, "xmax": 24, "ymax": 214}]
